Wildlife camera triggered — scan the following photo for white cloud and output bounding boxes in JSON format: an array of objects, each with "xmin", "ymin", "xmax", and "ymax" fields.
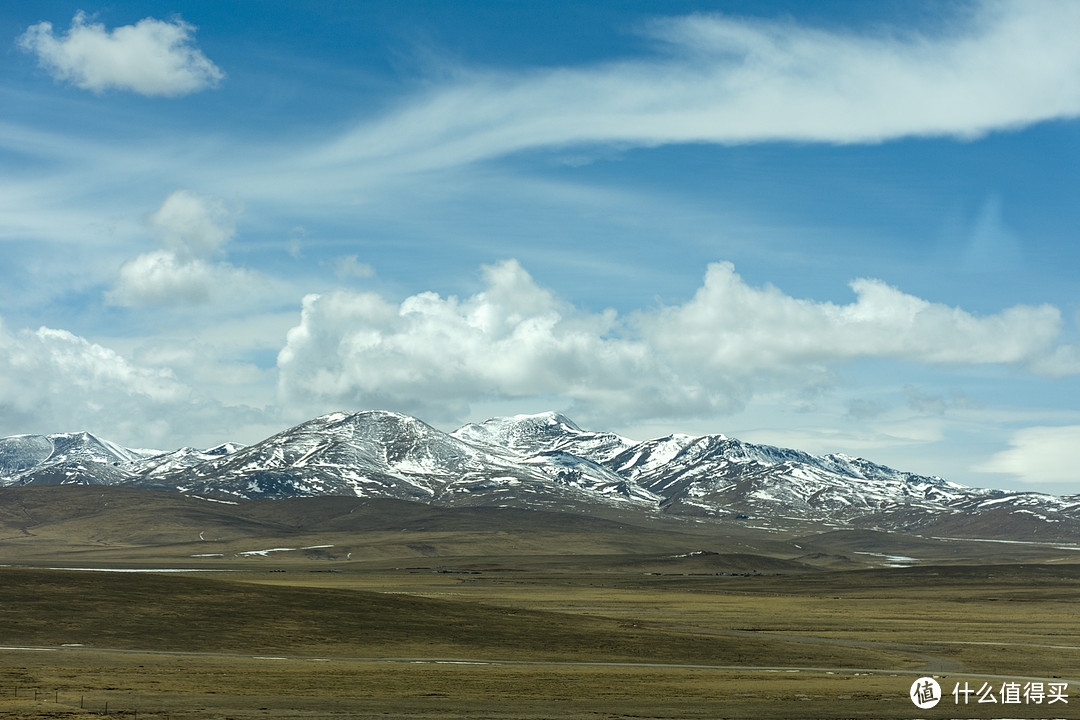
[
  {"xmin": 0, "ymin": 317, "xmax": 187, "ymax": 443},
  {"xmin": 148, "ymin": 189, "xmax": 234, "ymax": 256},
  {"xmin": 309, "ymin": 0, "xmax": 1080, "ymax": 179},
  {"xmin": 276, "ymin": 259, "xmax": 733, "ymax": 423},
  {"xmin": 107, "ymin": 249, "xmax": 261, "ymax": 306},
  {"xmin": 276, "ymin": 259, "xmax": 1072, "ymax": 426},
  {"xmin": 17, "ymin": 11, "xmax": 223, "ymax": 97},
  {"xmin": 334, "ymin": 255, "xmax": 376, "ymax": 279},
  {"xmin": 0, "ymin": 315, "xmax": 279, "ymax": 448},
  {"xmin": 643, "ymin": 262, "xmax": 1062, "ymax": 370},
  {"xmin": 1030, "ymin": 345, "xmax": 1080, "ymax": 378},
  {"xmin": 106, "ymin": 190, "xmax": 269, "ymax": 308},
  {"xmin": 976, "ymin": 426, "xmax": 1080, "ymax": 485}
]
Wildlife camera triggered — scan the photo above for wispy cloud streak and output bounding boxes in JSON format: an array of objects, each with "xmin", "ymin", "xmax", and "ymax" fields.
[{"xmin": 307, "ymin": 0, "xmax": 1080, "ymax": 179}]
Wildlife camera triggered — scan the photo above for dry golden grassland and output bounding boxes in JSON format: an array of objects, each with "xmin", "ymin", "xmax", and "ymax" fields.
[
  {"xmin": 2, "ymin": 563, "xmax": 1079, "ymax": 719},
  {"xmin": 0, "ymin": 651, "xmax": 965, "ymax": 720},
  {"xmin": 2, "ymin": 487, "xmax": 1079, "ymax": 718}
]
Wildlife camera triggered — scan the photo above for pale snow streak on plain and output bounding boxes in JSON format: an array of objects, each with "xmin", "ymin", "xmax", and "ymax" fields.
[
  {"xmin": 276, "ymin": 260, "xmax": 1070, "ymax": 426},
  {"xmin": 17, "ymin": 11, "xmax": 222, "ymax": 97}
]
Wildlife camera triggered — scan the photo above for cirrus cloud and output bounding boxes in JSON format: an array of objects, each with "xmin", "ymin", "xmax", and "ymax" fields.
[
  {"xmin": 17, "ymin": 10, "xmax": 223, "ymax": 97},
  {"xmin": 308, "ymin": 0, "xmax": 1080, "ymax": 182}
]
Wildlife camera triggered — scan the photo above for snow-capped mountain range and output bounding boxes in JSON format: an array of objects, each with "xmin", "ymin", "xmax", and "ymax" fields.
[{"xmin": 1, "ymin": 410, "xmax": 1078, "ymax": 537}]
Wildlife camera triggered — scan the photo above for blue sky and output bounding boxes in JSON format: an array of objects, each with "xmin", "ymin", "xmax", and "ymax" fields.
[{"xmin": 2, "ymin": 1, "xmax": 1080, "ymax": 493}]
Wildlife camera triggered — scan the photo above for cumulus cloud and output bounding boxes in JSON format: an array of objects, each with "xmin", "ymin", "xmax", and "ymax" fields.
[
  {"xmin": 276, "ymin": 259, "xmax": 1072, "ymax": 425},
  {"xmin": 147, "ymin": 188, "xmax": 234, "ymax": 256},
  {"xmin": 0, "ymin": 317, "xmax": 189, "ymax": 442},
  {"xmin": 643, "ymin": 263, "xmax": 1062, "ymax": 369},
  {"xmin": 108, "ymin": 250, "xmax": 261, "ymax": 306},
  {"xmin": 334, "ymin": 255, "xmax": 376, "ymax": 279},
  {"xmin": 277, "ymin": 260, "xmax": 714, "ymax": 422},
  {"xmin": 975, "ymin": 426, "xmax": 1080, "ymax": 485},
  {"xmin": 310, "ymin": 0, "xmax": 1080, "ymax": 178},
  {"xmin": 0, "ymin": 316, "xmax": 276, "ymax": 447},
  {"xmin": 106, "ymin": 190, "xmax": 266, "ymax": 307},
  {"xmin": 17, "ymin": 11, "xmax": 223, "ymax": 97},
  {"xmin": 1029, "ymin": 345, "xmax": 1080, "ymax": 378}
]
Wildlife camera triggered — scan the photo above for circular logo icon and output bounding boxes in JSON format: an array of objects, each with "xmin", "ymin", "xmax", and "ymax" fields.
[{"xmin": 910, "ymin": 676, "xmax": 941, "ymax": 709}]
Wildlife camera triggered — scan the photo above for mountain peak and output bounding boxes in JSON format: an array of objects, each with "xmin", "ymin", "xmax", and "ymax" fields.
[
  {"xmin": 517, "ymin": 410, "xmax": 581, "ymax": 428},
  {"xmin": 314, "ymin": 409, "xmax": 420, "ymax": 425},
  {"xmin": 203, "ymin": 442, "xmax": 244, "ymax": 457},
  {"xmin": 451, "ymin": 412, "xmax": 637, "ymax": 465},
  {"xmin": 501, "ymin": 411, "xmax": 584, "ymax": 435},
  {"xmin": 298, "ymin": 410, "xmax": 438, "ymax": 438},
  {"xmin": 452, "ymin": 411, "xmax": 582, "ymax": 452}
]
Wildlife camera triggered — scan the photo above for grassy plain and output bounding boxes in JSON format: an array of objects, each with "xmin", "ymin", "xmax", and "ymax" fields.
[{"xmin": 2, "ymin": 486, "xmax": 1079, "ymax": 719}]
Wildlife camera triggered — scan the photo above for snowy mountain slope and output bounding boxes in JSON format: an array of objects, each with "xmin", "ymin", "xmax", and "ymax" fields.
[
  {"xmin": 136, "ymin": 443, "xmax": 248, "ymax": 480},
  {"xmin": 604, "ymin": 433, "xmax": 969, "ymax": 520},
  {"xmin": 1, "ymin": 410, "xmax": 1077, "ymax": 539},
  {"xmin": 0, "ymin": 432, "xmax": 158, "ymax": 487},
  {"xmin": 141, "ymin": 411, "xmax": 656, "ymax": 507},
  {"xmin": 659, "ymin": 461, "xmax": 975, "ymax": 520},
  {"xmin": 155, "ymin": 411, "xmax": 492, "ymax": 499},
  {"xmin": 453, "ymin": 411, "xmax": 635, "ymax": 463}
]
